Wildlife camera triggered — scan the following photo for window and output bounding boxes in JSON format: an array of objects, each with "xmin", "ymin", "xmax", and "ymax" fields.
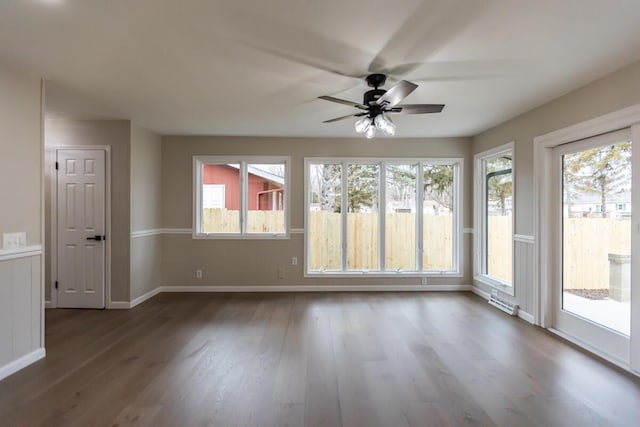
[
  {"xmin": 474, "ymin": 143, "xmax": 514, "ymax": 291},
  {"xmin": 194, "ymin": 156, "xmax": 289, "ymax": 238},
  {"xmin": 305, "ymin": 158, "xmax": 462, "ymax": 275}
]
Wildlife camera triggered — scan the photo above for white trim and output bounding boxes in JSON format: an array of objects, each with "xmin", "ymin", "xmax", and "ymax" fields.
[
  {"xmin": 45, "ymin": 300, "xmax": 53, "ymax": 309},
  {"xmin": 129, "ymin": 287, "xmax": 162, "ymax": 308},
  {"xmin": 162, "ymin": 228, "xmax": 191, "ymax": 235},
  {"xmin": 160, "ymin": 284, "xmax": 472, "ymax": 293},
  {"xmin": 548, "ymin": 328, "xmax": 637, "ymax": 377},
  {"xmin": 193, "ymin": 156, "xmax": 291, "ymax": 239},
  {"xmin": 108, "ymin": 301, "xmax": 131, "ymax": 309},
  {"xmin": 535, "ymin": 104, "xmax": 640, "ymax": 328},
  {"xmin": 513, "ymin": 234, "xmax": 534, "ymax": 244},
  {"xmin": 473, "ymin": 142, "xmax": 515, "ymax": 295},
  {"xmin": 0, "ymin": 245, "xmax": 42, "ymax": 262},
  {"xmin": 290, "ymin": 228, "xmax": 304, "ymax": 234},
  {"xmin": 0, "ymin": 348, "xmax": 46, "ymax": 381},
  {"xmin": 304, "ymin": 272, "xmax": 463, "ymax": 278},
  {"xmin": 534, "ymin": 104, "xmax": 640, "ymax": 147},
  {"xmin": 471, "ymin": 286, "xmax": 491, "ymax": 300},
  {"xmin": 534, "ymin": 104, "xmax": 640, "ymax": 371},
  {"xmin": 518, "ymin": 310, "xmax": 536, "ymax": 325},
  {"xmin": 73, "ymin": 284, "xmax": 475, "ymax": 311},
  {"xmin": 131, "ymin": 229, "xmax": 163, "ymax": 238},
  {"xmin": 304, "ymin": 157, "xmax": 463, "ymax": 276}
]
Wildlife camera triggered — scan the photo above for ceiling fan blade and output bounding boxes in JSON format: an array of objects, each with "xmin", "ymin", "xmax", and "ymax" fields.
[
  {"xmin": 323, "ymin": 113, "xmax": 366, "ymax": 123},
  {"xmin": 318, "ymin": 95, "xmax": 368, "ymax": 110},
  {"xmin": 376, "ymin": 80, "xmax": 418, "ymax": 107},
  {"xmin": 388, "ymin": 104, "xmax": 445, "ymax": 114}
]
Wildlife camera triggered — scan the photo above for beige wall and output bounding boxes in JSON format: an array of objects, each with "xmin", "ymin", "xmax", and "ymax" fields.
[
  {"xmin": 130, "ymin": 124, "xmax": 162, "ymax": 299},
  {"xmin": 131, "ymin": 124, "xmax": 162, "ymax": 231},
  {"xmin": 472, "ymin": 58, "xmax": 640, "ymax": 313},
  {"xmin": 161, "ymin": 136, "xmax": 473, "ymax": 288},
  {"xmin": 45, "ymin": 119, "xmax": 131, "ymax": 302},
  {"xmin": 0, "ymin": 63, "xmax": 42, "ymax": 245},
  {"xmin": 0, "ymin": 62, "xmax": 44, "ymax": 376}
]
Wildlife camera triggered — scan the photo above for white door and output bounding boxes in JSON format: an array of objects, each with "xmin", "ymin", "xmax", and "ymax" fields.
[
  {"xmin": 56, "ymin": 149, "xmax": 106, "ymax": 309},
  {"xmin": 552, "ymin": 128, "xmax": 635, "ymax": 366}
]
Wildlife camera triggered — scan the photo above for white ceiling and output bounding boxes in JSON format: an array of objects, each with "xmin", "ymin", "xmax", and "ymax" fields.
[{"xmin": 2, "ymin": 0, "xmax": 640, "ymax": 137}]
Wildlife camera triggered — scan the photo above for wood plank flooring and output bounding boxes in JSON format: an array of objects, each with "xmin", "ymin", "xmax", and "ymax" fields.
[{"xmin": 1, "ymin": 292, "xmax": 639, "ymax": 427}]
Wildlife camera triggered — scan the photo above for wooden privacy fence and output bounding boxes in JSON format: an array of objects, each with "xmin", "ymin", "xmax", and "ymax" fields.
[
  {"xmin": 563, "ymin": 217, "xmax": 630, "ymax": 290},
  {"xmin": 205, "ymin": 209, "xmax": 630, "ymax": 289},
  {"xmin": 308, "ymin": 211, "xmax": 452, "ymax": 271}
]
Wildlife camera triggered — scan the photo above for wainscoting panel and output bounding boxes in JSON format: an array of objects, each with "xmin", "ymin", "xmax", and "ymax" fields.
[
  {"xmin": 514, "ymin": 235, "xmax": 535, "ymax": 319},
  {"xmin": 0, "ymin": 251, "xmax": 44, "ymax": 380}
]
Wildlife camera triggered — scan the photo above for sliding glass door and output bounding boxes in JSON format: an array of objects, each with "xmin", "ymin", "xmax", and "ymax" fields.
[{"xmin": 553, "ymin": 129, "xmax": 633, "ymax": 363}]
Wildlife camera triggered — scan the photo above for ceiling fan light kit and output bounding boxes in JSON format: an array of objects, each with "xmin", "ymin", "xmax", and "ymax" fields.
[{"xmin": 319, "ymin": 74, "xmax": 444, "ymax": 138}]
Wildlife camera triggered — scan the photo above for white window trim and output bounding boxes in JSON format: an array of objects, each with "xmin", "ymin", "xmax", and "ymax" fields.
[
  {"xmin": 473, "ymin": 142, "xmax": 515, "ymax": 295},
  {"xmin": 304, "ymin": 157, "xmax": 463, "ymax": 277},
  {"xmin": 193, "ymin": 155, "xmax": 290, "ymax": 239}
]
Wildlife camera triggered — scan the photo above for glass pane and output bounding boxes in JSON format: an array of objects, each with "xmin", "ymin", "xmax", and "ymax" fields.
[
  {"xmin": 423, "ymin": 164, "xmax": 454, "ymax": 271},
  {"xmin": 201, "ymin": 163, "xmax": 240, "ymax": 233},
  {"xmin": 562, "ymin": 140, "xmax": 632, "ymax": 335},
  {"xmin": 485, "ymin": 154, "xmax": 513, "ymax": 284},
  {"xmin": 347, "ymin": 164, "xmax": 379, "ymax": 270},
  {"xmin": 385, "ymin": 164, "xmax": 417, "ymax": 271},
  {"xmin": 246, "ymin": 163, "xmax": 286, "ymax": 233},
  {"xmin": 308, "ymin": 163, "xmax": 342, "ymax": 271}
]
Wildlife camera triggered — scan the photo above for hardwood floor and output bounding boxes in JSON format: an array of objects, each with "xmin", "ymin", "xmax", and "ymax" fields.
[{"xmin": 1, "ymin": 292, "xmax": 639, "ymax": 427}]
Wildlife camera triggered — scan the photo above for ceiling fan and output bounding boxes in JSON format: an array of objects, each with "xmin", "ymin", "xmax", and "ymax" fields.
[{"xmin": 319, "ymin": 74, "xmax": 444, "ymax": 138}]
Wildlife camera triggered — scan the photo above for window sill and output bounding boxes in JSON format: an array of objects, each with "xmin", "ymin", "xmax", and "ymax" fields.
[
  {"xmin": 193, "ymin": 232, "xmax": 290, "ymax": 240},
  {"xmin": 305, "ymin": 271, "xmax": 462, "ymax": 278},
  {"xmin": 474, "ymin": 274, "xmax": 514, "ymax": 295}
]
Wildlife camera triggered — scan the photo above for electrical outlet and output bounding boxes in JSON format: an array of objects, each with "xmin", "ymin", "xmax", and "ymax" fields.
[
  {"xmin": 2, "ymin": 232, "xmax": 26, "ymax": 249},
  {"xmin": 421, "ymin": 277, "xmax": 428, "ymax": 285},
  {"xmin": 196, "ymin": 269, "xmax": 202, "ymax": 279},
  {"xmin": 291, "ymin": 257, "xmax": 298, "ymax": 266},
  {"xmin": 277, "ymin": 268, "xmax": 285, "ymax": 279}
]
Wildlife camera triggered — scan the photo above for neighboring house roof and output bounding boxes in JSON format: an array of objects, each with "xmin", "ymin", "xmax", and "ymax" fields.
[{"xmin": 226, "ymin": 164, "xmax": 284, "ymax": 186}]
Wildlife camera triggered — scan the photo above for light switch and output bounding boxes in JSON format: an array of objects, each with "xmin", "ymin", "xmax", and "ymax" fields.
[{"xmin": 2, "ymin": 232, "xmax": 27, "ymax": 249}]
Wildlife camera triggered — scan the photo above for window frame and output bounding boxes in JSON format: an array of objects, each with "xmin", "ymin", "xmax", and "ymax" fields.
[
  {"xmin": 304, "ymin": 157, "xmax": 463, "ymax": 277},
  {"xmin": 193, "ymin": 155, "xmax": 290, "ymax": 239},
  {"xmin": 473, "ymin": 142, "xmax": 515, "ymax": 294}
]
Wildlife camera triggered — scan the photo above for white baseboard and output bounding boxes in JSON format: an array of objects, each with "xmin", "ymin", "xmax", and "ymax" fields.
[
  {"xmin": 45, "ymin": 300, "xmax": 53, "ymax": 309},
  {"xmin": 159, "ymin": 284, "xmax": 472, "ymax": 293},
  {"xmin": 130, "ymin": 287, "xmax": 162, "ymax": 308},
  {"xmin": 0, "ymin": 348, "xmax": 46, "ymax": 381},
  {"xmin": 471, "ymin": 286, "xmax": 491, "ymax": 300},
  {"xmin": 517, "ymin": 310, "xmax": 536, "ymax": 325},
  {"xmin": 102, "ymin": 284, "xmax": 472, "ymax": 309},
  {"xmin": 108, "ymin": 301, "xmax": 132, "ymax": 309}
]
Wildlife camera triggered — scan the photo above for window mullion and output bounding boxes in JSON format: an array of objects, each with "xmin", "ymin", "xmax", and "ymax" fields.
[
  {"xmin": 341, "ymin": 161, "xmax": 348, "ymax": 271},
  {"xmin": 417, "ymin": 162, "xmax": 424, "ymax": 271},
  {"xmin": 240, "ymin": 161, "xmax": 247, "ymax": 235},
  {"xmin": 379, "ymin": 163, "xmax": 386, "ymax": 272}
]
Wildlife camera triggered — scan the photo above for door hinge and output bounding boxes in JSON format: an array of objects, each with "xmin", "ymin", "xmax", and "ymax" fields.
[
  {"xmin": 55, "ymin": 161, "xmax": 59, "ymax": 170},
  {"xmin": 55, "ymin": 280, "xmax": 58, "ymax": 289}
]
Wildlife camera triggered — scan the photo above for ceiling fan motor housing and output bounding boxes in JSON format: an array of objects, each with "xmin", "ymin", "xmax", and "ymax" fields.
[{"xmin": 363, "ymin": 89, "xmax": 386, "ymax": 108}]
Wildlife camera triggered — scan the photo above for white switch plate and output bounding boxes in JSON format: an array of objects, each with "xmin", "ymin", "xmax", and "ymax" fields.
[
  {"xmin": 3, "ymin": 232, "xmax": 26, "ymax": 249},
  {"xmin": 291, "ymin": 257, "xmax": 298, "ymax": 266}
]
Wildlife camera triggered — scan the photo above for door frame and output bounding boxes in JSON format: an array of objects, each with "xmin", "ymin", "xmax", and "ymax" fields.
[
  {"xmin": 50, "ymin": 145, "xmax": 112, "ymax": 309},
  {"xmin": 534, "ymin": 104, "xmax": 640, "ymax": 373}
]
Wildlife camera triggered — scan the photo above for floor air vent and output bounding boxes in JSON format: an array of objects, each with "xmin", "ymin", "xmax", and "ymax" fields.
[{"xmin": 488, "ymin": 294, "xmax": 519, "ymax": 316}]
